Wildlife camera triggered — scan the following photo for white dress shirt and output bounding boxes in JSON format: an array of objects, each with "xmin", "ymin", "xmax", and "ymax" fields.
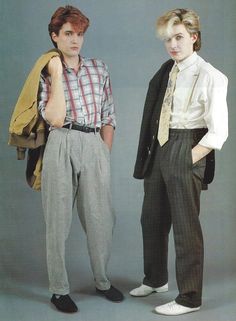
[{"xmin": 170, "ymin": 52, "xmax": 228, "ymax": 150}]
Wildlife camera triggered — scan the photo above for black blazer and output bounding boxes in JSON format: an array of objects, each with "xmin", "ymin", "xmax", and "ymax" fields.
[{"xmin": 133, "ymin": 59, "xmax": 215, "ymax": 187}]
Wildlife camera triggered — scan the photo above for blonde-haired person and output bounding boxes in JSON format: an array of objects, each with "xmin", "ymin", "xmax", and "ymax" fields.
[
  {"xmin": 130, "ymin": 8, "xmax": 228, "ymax": 316},
  {"xmin": 157, "ymin": 8, "xmax": 201, "ymax": 51}
]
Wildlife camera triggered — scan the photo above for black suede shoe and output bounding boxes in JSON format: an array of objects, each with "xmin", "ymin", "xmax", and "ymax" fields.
[
  {"xmin": 51, "ymin": 294, "xmax": 78, "ymax": 313},
  {"xmin": 96, "ymin": 286, "xmax": 124, "ymax": 302}
]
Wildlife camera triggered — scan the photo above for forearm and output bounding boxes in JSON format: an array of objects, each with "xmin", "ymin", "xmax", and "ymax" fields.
[
  {"xmin": 44, "ymin": 72, "xmax": 66, "ymax": 127},
  {"xmin": 192, "ymin": 144, "xmax": 212, "ymax": 164},
  {"xmin": 100, "ymin": 125, "xmax": 114, "ymax": 151}
]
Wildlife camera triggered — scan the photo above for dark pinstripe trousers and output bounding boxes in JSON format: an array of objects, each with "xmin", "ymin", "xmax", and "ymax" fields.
[{"xmin": 141, "ymin": 129, "xmax": 207, "ymax": 308}]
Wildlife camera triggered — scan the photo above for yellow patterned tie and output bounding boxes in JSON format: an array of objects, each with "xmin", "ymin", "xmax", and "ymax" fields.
[{"xmin": 157, "ymin": 65, "xmax": 179, "ymax": 146}]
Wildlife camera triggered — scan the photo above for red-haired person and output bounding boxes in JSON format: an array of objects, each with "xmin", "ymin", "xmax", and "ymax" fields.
[
  {"xmin": 38, "ymin": 5, "xmax": 123, "ymax": 313},
  {"xmin": 130, "ymin": 8, "xmax": 228, "ymax": 316}
]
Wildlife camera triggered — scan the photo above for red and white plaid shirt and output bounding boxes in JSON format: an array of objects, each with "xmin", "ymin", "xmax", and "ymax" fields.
[{"xmin": 38, "ymin": 56, "xmax": 116, "ymax": 128}]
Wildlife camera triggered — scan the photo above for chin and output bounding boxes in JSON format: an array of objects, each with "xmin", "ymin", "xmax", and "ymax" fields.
[
  {"xmin": 170, "ymin": 53, "xmax": 180, "ymax": 61},
  {"xmin": 68, "ymin": 52, "xmax": 79, "ymax": 57}
]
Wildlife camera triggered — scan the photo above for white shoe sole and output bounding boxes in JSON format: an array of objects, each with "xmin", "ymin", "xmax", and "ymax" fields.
[{"xmin": 155, "ymin": 303, "xmax": 200, "ymax": 315}]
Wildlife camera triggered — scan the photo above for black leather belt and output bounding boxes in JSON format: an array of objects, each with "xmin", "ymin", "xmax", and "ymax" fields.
[{"xmin": 63, "ymin": 123, "xmax": 100, "ymax": 133}]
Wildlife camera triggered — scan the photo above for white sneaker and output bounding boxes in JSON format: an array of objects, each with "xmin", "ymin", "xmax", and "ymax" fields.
[
  {"xmin": 154, "ymin": 300, "xmax": 200, "ymax": 316},
  {"xmin": 129, "ymin": 283, "xmax": 168, "ymax": 297}
]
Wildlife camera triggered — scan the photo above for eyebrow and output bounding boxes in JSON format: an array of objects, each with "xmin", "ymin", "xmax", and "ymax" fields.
[
  {"xmin": 165, "ymin": 32, "xmax": 184, "ymax": 41},
  {"xmin": 173, "ymin": 33, "xmax": 184, "ymax": 37},
  {"xmin": 64, "ymin": 29, "xmax": 83, "ymax": 35}
]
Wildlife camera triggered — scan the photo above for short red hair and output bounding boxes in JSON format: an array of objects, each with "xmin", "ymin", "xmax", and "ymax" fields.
[{"xmin": 48, "ymin": 5, "xmax": 90, "ymax": 47}]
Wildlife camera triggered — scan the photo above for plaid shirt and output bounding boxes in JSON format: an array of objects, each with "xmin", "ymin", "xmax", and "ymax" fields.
[{"xmin": 38, "ymin": 57, "xmax": 116, "ymax": 128}]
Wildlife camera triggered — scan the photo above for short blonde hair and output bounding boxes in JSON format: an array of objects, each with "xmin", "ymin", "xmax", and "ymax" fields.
[{"xmin": 156, "ymin": 8, "xmax": 201, "ymax": 51}]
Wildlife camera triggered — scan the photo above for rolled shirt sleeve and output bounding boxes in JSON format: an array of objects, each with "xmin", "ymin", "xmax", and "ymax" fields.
[
  {"xmin": 199, "ymin": 69, "xmax": 228, "ymax": 150},
  {"xmin": 101, "ymin": 65, "xmax": 116, "ymax": 128}
]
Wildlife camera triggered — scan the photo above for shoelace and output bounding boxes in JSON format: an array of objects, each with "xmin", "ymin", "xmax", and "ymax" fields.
[{"xmin": 167, "ymin": 301, "xmax": 178, "ymax": 310}]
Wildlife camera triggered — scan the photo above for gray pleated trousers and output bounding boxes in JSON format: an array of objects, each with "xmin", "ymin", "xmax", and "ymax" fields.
[
  {"xmin": 41, "ymin": 128, "xmax": 115, "ymax": 295},
  {"xmin": 141, "ymin": 129, "xmax": 207, "ymax": 308}
]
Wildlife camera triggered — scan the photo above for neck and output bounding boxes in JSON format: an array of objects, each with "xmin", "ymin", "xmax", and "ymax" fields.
[
  {"xmin": 176, "ymin": 51, "xmax": 195, "ymax": 64},
  {"xmin": 64, "ymin": 55, "xmax": 80, "ymax": 72}
]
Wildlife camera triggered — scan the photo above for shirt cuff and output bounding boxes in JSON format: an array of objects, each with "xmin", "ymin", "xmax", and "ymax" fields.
[
  {"xmin": 101, "ymin": 119, "xmax": 116, "ymax": 128},
  {"xmin": 198, "ymin": 132, "xmax": 228, "ymax": 150}
]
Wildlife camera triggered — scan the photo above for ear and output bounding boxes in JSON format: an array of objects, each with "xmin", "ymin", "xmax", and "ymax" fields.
[
  {"xmin": 191, "ymin": 33, "xmax": 198, "ymax": 44},
  {"xmin": 51, "ymin": 32, "xmax": 58, "ymax": 43}
]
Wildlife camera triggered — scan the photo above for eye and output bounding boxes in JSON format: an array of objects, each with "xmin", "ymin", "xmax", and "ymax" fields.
[{"xmin": 176, "ymin": 35, "xmax": 183, "ymax": 40}]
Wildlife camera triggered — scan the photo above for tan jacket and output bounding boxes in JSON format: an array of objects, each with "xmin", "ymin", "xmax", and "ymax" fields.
[{"xmin": 9, "ymin": 49, "xmax": 60, "ymax": 190}]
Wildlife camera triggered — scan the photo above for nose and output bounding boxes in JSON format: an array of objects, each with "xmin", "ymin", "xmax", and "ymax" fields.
[
  {"xmin": 170, "ymin": 38, "xmax": 177, "ymax": 49},
  {"xmin": 71, "ymin": 34, "xmax": 78, "ymax": 43}
]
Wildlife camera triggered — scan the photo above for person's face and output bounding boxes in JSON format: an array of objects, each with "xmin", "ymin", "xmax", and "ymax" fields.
[
  {"xmin": 164, "ymin": 24, "xmax": 197, "ymax": 62},
  {"xmin": 51, "ymin": 22, "xmax": 84, "ymax": 59}
]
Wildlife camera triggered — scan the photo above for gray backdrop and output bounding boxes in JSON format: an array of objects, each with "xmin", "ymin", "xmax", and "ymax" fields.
[{"xmin": 1, "ymin": 0, "xmax": 236, "ymax": 320}]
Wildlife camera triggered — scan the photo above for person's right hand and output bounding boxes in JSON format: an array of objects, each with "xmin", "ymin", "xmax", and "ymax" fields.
[{"xmin": 47, "ymin": 56, "xmax": 63, "ymax": 77}]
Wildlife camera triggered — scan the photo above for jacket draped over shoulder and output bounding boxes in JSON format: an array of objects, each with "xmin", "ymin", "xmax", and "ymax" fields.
[{"xmin": 8, "ymin": 49, "xmax": 61, "ymax": 190}]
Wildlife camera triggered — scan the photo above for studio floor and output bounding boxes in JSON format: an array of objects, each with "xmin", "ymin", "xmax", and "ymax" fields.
[{"xmin": 1, "ymin": 272, "xmax": 236, "ymax": 321}]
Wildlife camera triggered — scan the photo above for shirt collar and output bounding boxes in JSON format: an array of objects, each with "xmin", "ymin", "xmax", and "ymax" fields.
[
  {"xmin": 62, "ymin": 55, "xmax": 85, "ymax": 72},
  {"xmin": 176, "ymin": 52, "xmax": 198, "ymax": 72}
]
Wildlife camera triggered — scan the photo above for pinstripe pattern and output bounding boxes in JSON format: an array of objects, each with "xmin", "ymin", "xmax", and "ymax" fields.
[{"xmin": 141, "ymin": 129, "xmax": 206, "ymax": 308}]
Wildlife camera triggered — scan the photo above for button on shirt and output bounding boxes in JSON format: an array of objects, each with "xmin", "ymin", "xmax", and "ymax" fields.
[
  {"xmin": 170, "ymin": 52, "xmax": 228, "ymax": 150},
  {"xmin": 38, "ymin": 56, "xmax": 116, "ymax": 128}
]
